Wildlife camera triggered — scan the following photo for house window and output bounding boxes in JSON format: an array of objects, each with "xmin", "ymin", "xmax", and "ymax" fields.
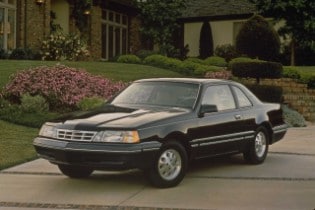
[
  {"xmin": 101, "ymin": 9, "xmax": 128, "ymax": 60},
  {"xmin": 0, "ymin": 0, "xmax": 16, "ymax": 51}
]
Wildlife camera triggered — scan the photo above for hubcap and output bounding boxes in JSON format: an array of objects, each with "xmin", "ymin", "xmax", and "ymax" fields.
[
  {"xmin": 158, "ymin": 149, "xmax": 182, "ymax": 181},
  {"xmin": 255, "ymin": 131, "xmax": 267, "ymax": 158}
]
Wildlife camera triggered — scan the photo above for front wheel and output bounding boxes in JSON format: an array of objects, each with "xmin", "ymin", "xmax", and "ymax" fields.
[
  {"xmin": 147, "ymin": 141, "xmax": 188, "ymax": 188},
  {"xmin": 58, "ymin": 165, "xmax": 93, "ymax": 178},
  {"xmin": 243, "ymin": 127, "xmax": 269, "ymax": 164}
]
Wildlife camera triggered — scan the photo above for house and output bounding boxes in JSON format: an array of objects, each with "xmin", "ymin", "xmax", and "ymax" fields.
[
  {"xmin": 0, "ymin": 0, "xmax": 141, "ymax": 60},
  {"xmin": 1, "ymin": 0, "xmax": 277, "ymax": 60},
  {"xmin": 178, "ymin": 0, "xmax": 257, "ymax": 57}
]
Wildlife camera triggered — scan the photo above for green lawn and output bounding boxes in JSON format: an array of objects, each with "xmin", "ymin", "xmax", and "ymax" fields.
[
  {"xmin": 0, "ymin": 60, "xmax": 183, "ymax": 170},
  {"xmin": 0, "ymin": 60, "xmax": 183, "ymax": 88},
  {"xmin": 0, "ymin": 120, "xmax": 39, "ymax": 170}
]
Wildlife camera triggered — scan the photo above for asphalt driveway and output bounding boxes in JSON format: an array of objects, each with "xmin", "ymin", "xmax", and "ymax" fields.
[{"xmin": 1, "ymin": 126, "xmax": 315, "ymax": 210}]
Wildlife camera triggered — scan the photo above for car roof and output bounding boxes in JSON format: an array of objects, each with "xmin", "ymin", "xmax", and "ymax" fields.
[{"xmin": 135, "ymin": 78, "xmax": 232, "ymax": 85}]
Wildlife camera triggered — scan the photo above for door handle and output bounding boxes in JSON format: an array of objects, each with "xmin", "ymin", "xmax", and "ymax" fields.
[{"xmin": 234, "ymin": 114, "xmax": 242, "ymax": 120}]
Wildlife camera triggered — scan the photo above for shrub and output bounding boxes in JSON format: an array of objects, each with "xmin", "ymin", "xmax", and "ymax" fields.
[
  {"xmin": 246, "ymin": 85, "xmax": 283, "ymax": 103},
  {"xmin": 0, "ymin": 48, "xmax": 8, "ymax": 59},
  {"xmin": 228, "ymin": 57, "xmax": 257, "ymax": 70},
  {"xmin": 9, "ymin": 48, "xmax": 35, "ymax": 60},
  {"xmin": 41, "ymin": 29, "xmax": 89, "ymax": 61},
  {"xmin": 300, "ymin": 75, "xmax": 315, "ymax": 89},
  {"xmin": 117, "ymin": 54, "xmax": 141, "ymax": 64},
  {"xmin": 185, "ymin": 57, "xmax": 205, "ymax": 64},
  {"xmin": 199, "ymin": 21, "xmax": 214, "ymax": 59},
  {"xmin": 194, "ymin": 65, "xmax": 222, "ymax": 77},
  {"xmin": 235, "ymin": 14, "xmax": 280, "ymax": 61},
  {"xmin": 2, "ymin": 65, "xmax": 126, "ymax": 111},
  {"xmin": 231, "ymin": 61, "xmax": 283, "ymax": 84},
  {"xmin": 136, "ymin": 50, "xmax": 159, "ymax": 60},
  {"xmin": 143, "ymin": 54, "xmax": 168, "ymax": 68},
  {"xmin": 181, "ymin": 60, "xmax": 202, "ymax": 75},
  {"xmin": 282, "ymin": 67, "xmax": 300, "ymax": 79},
  {"xmin": 204, "ymin": 56, "xmax": 227, "ymax": 67},
  {"xmin": 214, "ymin": 44, "xmax": 240, "ymax": 62},
  {"xmin": 282, "ymin": 105, "xmax": 306, "ymax": 127},
  {"xmin": 205, "ymin": 70, "xmax": 232, "ymax": 80},
  {"xmin": 20, "ymin": 93, "xmax": 49, "ymax": 113},
  {"xmin": 77, "ymin": 97, "xmax": 106, "ymax": 111}
]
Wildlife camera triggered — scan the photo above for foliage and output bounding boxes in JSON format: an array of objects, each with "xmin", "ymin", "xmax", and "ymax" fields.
[
  {"xmin": 194, "ymin": 65, "xmax": 222, "ymax": 77},
  {"xmin": 250, "ymin": 0, "xmax": 315, "ymax": 50},
  {"xmin": 0, "ymin": 48, "xmax": 8, "ymax": 59},
  {"xmin": 250, "ymin": 0, "xmax": 315, "ymax": 65},
  {"xmin": 71, "ymin": 0, "xmax": 92, "ymax": 33},
  {"xmin": 235, "ymin": 15, "xmax": 280, "ymax": 61},
  {"xmin": 117, "ymin": 54, "xmax": 141, "ymax": 64},
  {"xmin": 246, "ymin": 85, "xmax": 283, "ymax": 103},
  {"xmin": 136, "ymin": 50, "xmax": 159, "ymax": 60},
  {"xmin": 199, "ymin": 21, "xmax": 213, "ymax": 59},
  {"xmin": 2, "ymin": 65, "xmax": 126, "ymax": 110},
  {"xmin": 282, "ymin": 66, "xmax": 301, "ymax": 79},
  {"xmin": 9, "ymin": 48, "xmax": 35, "ymax": 60},
  {"xmin": 20, "ymin": 93, "xmax": 49, "ymax": 113},
  {"xmin": 231, "ymin": 61, "xmax": 283, "ymax": 84},
  {"xmin": 282, "ymin": 105, "xmax": 307, "ymax": 127},
  {"xmin": 135, "ymin": 0, "xmax": 186, "ymax": 55},
  {"xmin": 205, "ymin": 70, "xmax": 232, "ymax": 80},
  {"xmin": 228, "ymin": 57, "xmax": 259, "ymax": 70},
  {"xmin": 214, "ymin": 44, "xmax": 240, "ymax": 62},
  {"xmin": 40, "ymin": 29, "xmax": 89, "ymax": 61},
  {"xmin": 204, "ymin": 56, "xmax": 227, "ymax": 67},
  {"xmin": 77, "ymin": 97, "xmax": 106, "ymax": 111}
]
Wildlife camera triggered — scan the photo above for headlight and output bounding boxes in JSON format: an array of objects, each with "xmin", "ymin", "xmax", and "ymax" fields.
[
  {"xmin": 39, "ymin": 123, "xmax": 58, "ymax": 138},
  {"xmin": 92, "ymin": 130, "xmax": 140, "ymax": 143}
]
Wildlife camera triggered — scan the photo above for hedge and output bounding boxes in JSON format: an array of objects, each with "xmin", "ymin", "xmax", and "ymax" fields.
[{"xmin": 231, "ymin": 61, "xmax": 283, "ymax": 83}]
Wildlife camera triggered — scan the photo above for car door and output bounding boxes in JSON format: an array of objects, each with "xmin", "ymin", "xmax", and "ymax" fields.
[
  {"xmin": 230, "ymin": 85, "xmax": 257, "ymax": 151},
  {"xmin": 191, "ymin": 84, "xmax": 244, "ymax": 158}
]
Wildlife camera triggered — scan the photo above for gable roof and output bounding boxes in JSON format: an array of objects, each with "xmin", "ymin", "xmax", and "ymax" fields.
[{"xmin": 180, "ymin": 0, "xmax": 257, "ymax": 22}]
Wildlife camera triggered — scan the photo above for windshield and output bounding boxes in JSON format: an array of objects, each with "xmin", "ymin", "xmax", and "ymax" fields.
[{"xmin": 111, "ymin": 81, "xmax": 200, "ymax": 109}]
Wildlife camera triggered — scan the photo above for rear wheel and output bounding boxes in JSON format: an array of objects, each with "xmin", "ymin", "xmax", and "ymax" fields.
[
  {"xmin": 58, "ymin": 165, "xmax": 93, "ymax": 178},
  {"xmin": 243, "ymin": 127, "xmax": 269, "ymax": 164},
  {"xmin": 147, "ymin": 141, "xmax": 188, "ymax": 188}
]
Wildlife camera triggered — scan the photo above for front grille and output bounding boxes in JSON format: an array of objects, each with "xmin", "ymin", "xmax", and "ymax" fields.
[{"xmin": 57, "ymin": 129, "xmax": 97, "ymax": 142}]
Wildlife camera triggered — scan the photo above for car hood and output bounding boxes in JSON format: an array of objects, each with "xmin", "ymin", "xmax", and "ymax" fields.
[{"xmin": 55, "ymin": 105, "xmax": 191, "ymax": 130}]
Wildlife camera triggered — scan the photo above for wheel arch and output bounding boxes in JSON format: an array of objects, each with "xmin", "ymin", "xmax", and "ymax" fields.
[
  {"xmin": 163, "ymin": 132, "xmax": 192, "ymax": 160},
  {"xmin": 258, "ymin": 122, "xmax": 273, "ymax": 145}
]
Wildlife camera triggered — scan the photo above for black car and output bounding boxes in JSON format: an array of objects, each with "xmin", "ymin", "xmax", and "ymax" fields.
[{"xmin": 33, "ymin": 78, "xmax": 287, "ymax": 188}]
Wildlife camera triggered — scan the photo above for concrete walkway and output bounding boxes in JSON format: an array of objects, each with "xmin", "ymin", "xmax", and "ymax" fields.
[{"xmin": 0, "ymin": 126, "xmax": 315, "ymax": 210}]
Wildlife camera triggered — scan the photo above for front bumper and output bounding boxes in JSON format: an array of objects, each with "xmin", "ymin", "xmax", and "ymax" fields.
[{"xmin": 33, "ymin": 137, "xmax": 162, "ymax": 170}]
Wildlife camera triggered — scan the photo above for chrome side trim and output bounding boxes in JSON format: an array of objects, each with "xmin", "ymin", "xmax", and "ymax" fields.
[{"xmin": 191, "ymin": 131, "xmax": 254, "ymax": 148}]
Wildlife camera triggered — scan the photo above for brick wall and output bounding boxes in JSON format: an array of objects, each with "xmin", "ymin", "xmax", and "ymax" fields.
[
  {"xmin": 89, "ymin": 5, "xmax": 102, "ymax": 60},
  {"xmin": 17, "ymin": 0, "xmax": 51, "ymax": 50},
  {"xmin": 244, "ymin": 78, "xmax": 315, "ymax": 122}
]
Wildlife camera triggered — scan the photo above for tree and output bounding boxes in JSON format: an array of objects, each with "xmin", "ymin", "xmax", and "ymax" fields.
[
  {"xmin": 249, "ymin": 0, "xmax": 315, "ymax": 65},
  {"xmin": 199, "ymin": 21, "xmax": 214, "ymax": 59},
  {"xmin": 135, "ymin": 0, "xmax": 186, "ymax": 56},
  {"xmin": 236, "ymin": 14, "xmax": 280, "ymax": 61}
]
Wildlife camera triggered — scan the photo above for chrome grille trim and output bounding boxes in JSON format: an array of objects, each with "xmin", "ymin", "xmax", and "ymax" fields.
[{"xmin": 57, "ymin": 129, "xmax": 97, "ymax": 142}]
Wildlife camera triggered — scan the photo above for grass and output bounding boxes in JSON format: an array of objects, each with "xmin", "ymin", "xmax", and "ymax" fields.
[
  {"xmin": 0, "ymin": 120, "xmax": 39, "ymax": 170},
  {"xmin": 0, "ymin": 60, "xmax": 314, "ymax": 170},
  {"xmin": 0, "ymin": 60, "xmax": 183, "ymax": 170},
  {"xmin": 0, "ymin": 60, "xmax": 183, "ymax": 88}
]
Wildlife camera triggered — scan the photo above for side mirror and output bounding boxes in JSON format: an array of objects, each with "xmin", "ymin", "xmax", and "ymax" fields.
[{"xmin": 199, "ymin": 104, "xmax": 218, "ymax": 117}]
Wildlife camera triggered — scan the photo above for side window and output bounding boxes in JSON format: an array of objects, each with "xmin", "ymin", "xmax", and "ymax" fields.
[
  {"xmin": 202, "ymin": 85, "xmax": 236, "ymax": 111},
  {"xmin": 232, "ymin": 86, "xmax": 252, "ymax": 108}
]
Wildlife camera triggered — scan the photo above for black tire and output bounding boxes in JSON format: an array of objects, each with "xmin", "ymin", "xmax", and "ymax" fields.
[
  {"xmin": 243, "ymin": 126, "xmax": 269, "ymax": 164},
  {"xmin": 58, "ymin": 165, "xmax": 93, "ymax": 178},
  {"xmin": 147, "ymin": 141, "xmax": 188, "ymax": 188}
]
